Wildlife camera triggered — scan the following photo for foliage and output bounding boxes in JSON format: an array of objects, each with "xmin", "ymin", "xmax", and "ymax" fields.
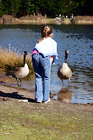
[{"xmin": 0, "ymin": 0, "xmax": 92, "ymax": 18}]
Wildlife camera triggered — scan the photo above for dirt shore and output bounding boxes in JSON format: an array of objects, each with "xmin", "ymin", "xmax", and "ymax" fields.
[
  {"xmin": 0, "ymin": 15, "xmax": 93, "ymax": 25},
  {"xmin": 0, "ymin": 84, "xmax": 93, "ymax": 111}
]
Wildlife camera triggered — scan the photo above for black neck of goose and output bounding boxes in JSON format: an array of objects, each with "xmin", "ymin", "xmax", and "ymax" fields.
[
  {"xmin": 24, "ymin": 54, "xmax": 26, "ymax": 65},
  {"xmin": 64, "ymin": 53, "xmax": 68, "ymax": 63}
]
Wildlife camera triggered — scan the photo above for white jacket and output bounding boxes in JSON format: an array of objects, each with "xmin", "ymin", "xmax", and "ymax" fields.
[{"xmin": 34, "ymin": 37, "xmax": 58, "ymax": 61}]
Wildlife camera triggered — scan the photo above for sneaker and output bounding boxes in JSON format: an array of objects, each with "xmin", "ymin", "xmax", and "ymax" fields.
[
  {"xmin": 43, "ymin": 98, "xmax": 51, "ymax": 104},
  {"xmin": 36, "ymin": 100, "xmax": 42, "ymax": 103}
]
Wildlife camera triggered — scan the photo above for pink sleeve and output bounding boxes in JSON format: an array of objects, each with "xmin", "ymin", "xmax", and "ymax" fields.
[{"xmin": 32, "ymin": 49, "xmax": 39, "ymax": 55}]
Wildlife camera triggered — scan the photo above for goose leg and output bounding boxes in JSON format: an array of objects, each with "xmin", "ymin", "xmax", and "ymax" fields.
[
  {"xmin": 68, "ymin": 79, "xmax": 70, "ymax": 87},
  {"xmin": 19, "ymin": 79, "xmax": 21, "ymax": 87},
  {"xmin": 16, "ymin": 78, "xmax": 19, "ymax": 87},
  {"xmin": 62, "ymin": 80, "xmax": 64, "ymax": 88}
]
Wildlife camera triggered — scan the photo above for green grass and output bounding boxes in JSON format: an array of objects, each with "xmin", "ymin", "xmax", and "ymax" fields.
[{"xmin": 0, "ymin": 101, "xmax": 93, "ymax": 140}]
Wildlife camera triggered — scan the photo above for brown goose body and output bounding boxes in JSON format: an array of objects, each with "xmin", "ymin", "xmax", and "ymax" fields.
[
  {"xmin": 57, "ymin": 50, "xmax": 72, "ymax": 81},
  {"xmin": 12, "ymin": 51, "xmax": 29, "ymax": 87}
]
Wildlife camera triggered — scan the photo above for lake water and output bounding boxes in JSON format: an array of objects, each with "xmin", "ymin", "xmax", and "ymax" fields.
[{"xmin": 0, "ymin": 24, "xmax": 93, "ymax": 104}]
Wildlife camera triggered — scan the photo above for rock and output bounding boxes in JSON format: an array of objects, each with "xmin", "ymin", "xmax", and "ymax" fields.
[{"xmin": 18, "ymin": 99, "xmax": 28, "ymax": 102}]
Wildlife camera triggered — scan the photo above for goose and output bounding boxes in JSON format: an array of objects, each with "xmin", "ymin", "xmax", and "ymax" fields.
[
  {"xmin": 12, "ymin": 51, "xmax": 29, "ymax": 87},
  {"xmin": 57, "ymin": 50, "xmax": 72, "ymax": 83}
]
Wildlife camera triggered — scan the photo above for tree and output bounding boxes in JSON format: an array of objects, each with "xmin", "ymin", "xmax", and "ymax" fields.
[
  {"xmin": 26, "ymin": 0, "xmax": 35, "ymax": 15},
  {"xmin": 0, "ymin": 0, "xmax": 92, "ymax": 18},
  {"xmin": 0, "ymin": 0, "xmax": 5, "ymax": 17},
  {"xmin": 11, "ymin": 0, "xmax": 21, "ymax": 17}
]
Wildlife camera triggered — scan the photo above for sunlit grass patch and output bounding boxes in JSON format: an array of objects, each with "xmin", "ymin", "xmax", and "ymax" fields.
[{"xmin": 0, "ymin": 102, "xmax": 93, "ymax": 140}]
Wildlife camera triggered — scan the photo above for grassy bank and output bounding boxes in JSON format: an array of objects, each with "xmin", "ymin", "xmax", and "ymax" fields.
[
  {"xmin": 0, "ymin": 85, "xmax": 93, "ymax": 140},
  {"xmin": 0, "ymin": 96, "xmax": 93, "ymax": 140},
  {"xmin": 0, "ymin": 47, "xmax": 34, "ymax": 75}
]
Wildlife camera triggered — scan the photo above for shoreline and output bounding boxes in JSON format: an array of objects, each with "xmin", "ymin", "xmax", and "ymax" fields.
[
  {"xmin": 0, "ymin": 70, "xmax": 93, "ymax": 105},
  {"xmin": 0, "ymin": 83, "xmax": 93, "ymax": 106},
  {"xmin": 0, "ymin": 15, "xmax": 93, "ymax": 25}
]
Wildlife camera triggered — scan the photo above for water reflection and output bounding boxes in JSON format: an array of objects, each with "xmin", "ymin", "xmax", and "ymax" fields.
[{"xmin": 57, "ymin": 88, "xmax": 72, "ymax": 103}]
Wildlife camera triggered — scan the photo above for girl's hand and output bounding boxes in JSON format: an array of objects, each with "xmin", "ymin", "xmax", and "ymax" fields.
[{"xmin": 50, "ymin": 56, "xmax": 53, "ymax": 65}]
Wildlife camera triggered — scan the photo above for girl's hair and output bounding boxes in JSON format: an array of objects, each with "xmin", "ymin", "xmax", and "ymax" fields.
[{"xmin": 41, "ymin": 25, "xmax": 52, "ymax": 38}]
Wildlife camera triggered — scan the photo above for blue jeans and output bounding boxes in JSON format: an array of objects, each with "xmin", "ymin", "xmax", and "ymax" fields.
[{"xmin": 32, "ymin": 53, "xmax": 50, "ymax": 102}]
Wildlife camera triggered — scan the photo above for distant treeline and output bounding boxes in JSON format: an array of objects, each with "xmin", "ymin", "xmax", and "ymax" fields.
[{"xmin": 0, "ymin": 0, "xmax": 92, "ymax": 18}]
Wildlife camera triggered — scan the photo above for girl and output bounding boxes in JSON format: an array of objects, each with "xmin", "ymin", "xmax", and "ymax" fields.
[{"xmin": 32, "ymin": 25, "xmax": 58, "ymax": 103}]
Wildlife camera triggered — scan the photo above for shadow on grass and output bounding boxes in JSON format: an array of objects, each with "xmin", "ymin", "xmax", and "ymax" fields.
[{"xmin": 0, "ymin": 91, "xmax": 36, "ymax": 103}]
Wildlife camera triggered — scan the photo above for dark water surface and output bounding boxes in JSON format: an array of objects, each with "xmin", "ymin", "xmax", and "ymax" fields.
[{"xmin": 0, "ymin": 24, "xmax": 93, "ymax": 104}]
